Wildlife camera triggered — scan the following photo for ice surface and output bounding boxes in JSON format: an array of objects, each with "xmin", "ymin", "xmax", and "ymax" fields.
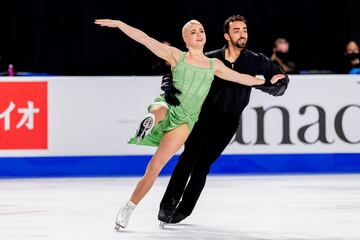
[{"xmin": 1, "ymin": 174, "xmax": 359, "ymax": 240}]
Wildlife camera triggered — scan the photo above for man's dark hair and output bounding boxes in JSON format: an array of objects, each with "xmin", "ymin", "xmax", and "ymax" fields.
[{"xmin": 223, "ymin": 15, "xmax": 247, "ymax": 34}]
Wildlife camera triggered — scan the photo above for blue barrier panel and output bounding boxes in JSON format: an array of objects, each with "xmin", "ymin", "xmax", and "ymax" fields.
[{"xmin": 1, "ymin": 153, "xmax": 360, "ymax": 178}]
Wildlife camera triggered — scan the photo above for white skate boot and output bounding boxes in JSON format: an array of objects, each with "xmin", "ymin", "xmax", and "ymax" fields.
[
  {"xmin": 135, "ymin": 113, "xmax": 155, "ymax": 145},
  {"xmin": 114, "ymin": 201, "xmax": 137, "ymax": 230}
]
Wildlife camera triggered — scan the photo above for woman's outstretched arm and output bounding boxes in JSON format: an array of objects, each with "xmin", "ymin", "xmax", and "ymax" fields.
[
  {"xmin": 95, "ymin": 19, "xmax": 180, "ymax": 67},
  {"xmin": 214, "ymin": 58, "xmax": 284, "ymax": 86}
]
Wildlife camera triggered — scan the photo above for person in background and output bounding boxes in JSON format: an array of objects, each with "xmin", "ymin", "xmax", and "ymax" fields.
[
  {"xmin": 271, "ymin": 38, "xmax": 296, "ymax": 74},
  {"xmin": 342, "ymin": 40, "xmax": 360, "ymax": 74}
]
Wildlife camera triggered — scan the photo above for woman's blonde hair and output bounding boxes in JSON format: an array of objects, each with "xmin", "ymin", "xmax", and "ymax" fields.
[{"xmin": 182, "ymin": 20, "xmax": 202, "ymax": 40}]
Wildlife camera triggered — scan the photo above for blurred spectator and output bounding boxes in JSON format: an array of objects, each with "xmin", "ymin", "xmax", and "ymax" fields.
[
  {"xmin": 150, "ymin": 40, "xmax": 172, "ymax": 75},
  {"xmin": 271, "ymin": 38, "xmax": 296, "ymax": 74},
  {"xmin": 342, "ymin": 40, "xmax": 360, "ymax": 74}
]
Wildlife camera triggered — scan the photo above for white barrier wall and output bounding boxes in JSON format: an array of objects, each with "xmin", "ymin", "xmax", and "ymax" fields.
[{"xmin": 0, "ymin": 75, "xmax": 359, "ymax": 157}]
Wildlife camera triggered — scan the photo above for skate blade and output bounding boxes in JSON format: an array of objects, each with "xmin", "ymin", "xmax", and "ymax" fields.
[
  {"xmin": 135, "ymin": 130, "xmax": 146, "ymax": 145},
  {"xmin": 159, "ymin": 221, "xmax": 167, "ymax": 229},
  {"xmin": 115, "ymin": 223, "xmax": 125, "ymax": 231}
]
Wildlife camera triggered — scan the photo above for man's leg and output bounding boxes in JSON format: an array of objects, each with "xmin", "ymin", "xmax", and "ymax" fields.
[
  {"xmin": 171, "ymin": 112, "xmax": 240, "ymax": 222},
  {"xmin": 158, "ymin": 148, "xmax": 198, "ymax": 222},
  {"xmin": 158, "ymin": 110, "xmax": 209, "ymax": 222}
]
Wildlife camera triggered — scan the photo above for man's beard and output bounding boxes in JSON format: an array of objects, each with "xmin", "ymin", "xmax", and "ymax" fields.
[{"xmin": 232, "ymin": 38, "xmax": 247, "ymax": 48}]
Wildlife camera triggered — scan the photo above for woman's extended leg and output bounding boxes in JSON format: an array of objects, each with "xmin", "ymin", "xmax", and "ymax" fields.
[{"xmin": 115, "ymin": 123, "xmax": 189, "ymax": 229}]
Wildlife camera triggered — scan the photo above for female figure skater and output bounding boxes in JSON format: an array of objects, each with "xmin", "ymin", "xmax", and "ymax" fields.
[{"xmin": 94, "ymin": 18, "xmax": 284, "ymax": 229}]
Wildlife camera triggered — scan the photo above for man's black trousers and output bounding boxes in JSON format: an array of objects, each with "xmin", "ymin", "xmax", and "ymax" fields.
[{"xmin": 160, "ymin": 107, "xmax": 241, "ymax": 216}]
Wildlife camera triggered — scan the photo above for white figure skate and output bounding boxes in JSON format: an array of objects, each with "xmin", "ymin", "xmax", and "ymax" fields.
[
  {"xmin": 114, "ymin": 201, "xmax": 136, "ymax": 230},
  {"xmin": 135, "ymin": 113, "xmax": 155, "ymax": 145}
]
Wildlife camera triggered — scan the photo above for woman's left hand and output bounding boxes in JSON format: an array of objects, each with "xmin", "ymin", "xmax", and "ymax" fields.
[{"xmin": 95, "ymin": 19, "xmax": 121, "ymax": 28}]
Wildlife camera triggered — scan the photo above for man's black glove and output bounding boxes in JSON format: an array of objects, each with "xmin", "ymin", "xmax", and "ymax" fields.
[
  {"xmin": 255, "ymin": 76, "xmax": 289, "ymax": 96},
  {"xmin": 161, "ymin": 74, "xmax": 182, "ymax": 106}
]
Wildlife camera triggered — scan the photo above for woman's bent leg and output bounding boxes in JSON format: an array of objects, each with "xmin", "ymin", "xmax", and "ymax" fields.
[{"xmin": 135, "ymin": 105, "xmax": 167, "ymax": 144}]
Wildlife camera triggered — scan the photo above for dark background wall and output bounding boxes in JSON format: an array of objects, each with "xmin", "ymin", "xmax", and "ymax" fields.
[{"xmin": 1, "ymin": 0, "xmax": 359, "ymax": 75}]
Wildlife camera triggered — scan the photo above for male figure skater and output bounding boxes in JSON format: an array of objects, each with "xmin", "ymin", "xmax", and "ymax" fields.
[{"xmin": 158, "ymin": 15, "xmax": 289, "ymax": 224}]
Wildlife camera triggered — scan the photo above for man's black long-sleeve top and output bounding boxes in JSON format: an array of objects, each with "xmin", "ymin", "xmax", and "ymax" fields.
[{"xmin": 204, "ymin": 47, "xmax": 289, "ymax": 113}]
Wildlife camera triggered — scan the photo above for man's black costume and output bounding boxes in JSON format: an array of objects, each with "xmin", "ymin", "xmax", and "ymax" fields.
[{"xmin": 158, "ymin": 47, "xmax": 289, "ymax": 223}]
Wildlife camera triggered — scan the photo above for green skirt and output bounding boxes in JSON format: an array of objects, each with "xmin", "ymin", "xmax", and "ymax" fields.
[{"xmin": 128, "ymin": 95, "xmax": 198, "ymax": 147}]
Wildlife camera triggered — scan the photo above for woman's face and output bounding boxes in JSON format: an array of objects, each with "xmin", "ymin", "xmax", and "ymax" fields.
[{"xmin": 183, "ymin": 22, "xmax": 206, "ymax": 48}]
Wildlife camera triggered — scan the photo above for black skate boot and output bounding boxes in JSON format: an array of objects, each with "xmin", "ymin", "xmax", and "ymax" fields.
[
  {"xmin": 158, "ymin": 198, "xmax": 177, "ymax": 228},
  {"xmin": 158, "ymin": 208, "xmax": 173, "ymax": 223},
  {"xmin": 135, "ymin": 113, "xmax": 155, "ymax": 144},
  {"xmin": 169, "ymin": 210, "xmax": 188, "ymax": 224}
]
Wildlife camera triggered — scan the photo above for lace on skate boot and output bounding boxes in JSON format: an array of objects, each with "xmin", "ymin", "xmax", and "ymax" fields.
[
  {"xmin": 114, "ymin": 201, "xmax": 137, "ymax": 230},
  {"xmin": 135, "ymin": 113, "xmax": 155, "ymax": 145}
]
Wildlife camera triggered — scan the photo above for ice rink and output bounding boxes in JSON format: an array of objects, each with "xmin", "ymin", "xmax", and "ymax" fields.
[{"xmin": 1, "ymin": 174, "xmax": 360, "ymax": 240}]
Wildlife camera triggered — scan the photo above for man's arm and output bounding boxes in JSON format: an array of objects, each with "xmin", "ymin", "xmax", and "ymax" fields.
[{"xmin": 255, "ymin": 53, "xmax": 289, "ymax": 96}]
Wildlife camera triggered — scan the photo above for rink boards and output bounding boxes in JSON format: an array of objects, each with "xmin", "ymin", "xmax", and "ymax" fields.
[{"xmin": 1, "ymin": 75, "xmax": 360, "ymax": 177}]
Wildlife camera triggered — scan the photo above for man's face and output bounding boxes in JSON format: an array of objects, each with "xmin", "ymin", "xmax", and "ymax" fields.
[
  {"xmin": 346, "ymin": 41, "xmax": 359, "ymax": 54},
  {"xmin": 275, "ymin": 42, "xmax": 289, "ymax": 53},
  {"xmin": 226, "ymin": 21, "xmax": 248, "ymax": 48}
]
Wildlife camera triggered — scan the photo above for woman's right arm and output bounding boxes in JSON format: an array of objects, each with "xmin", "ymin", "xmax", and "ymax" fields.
[
  {"xmin": 95, "ymin": 19, "xmax": 180, "ymax": 67},
  {"xmin": 214, "ymin": 59, "xmax": 284, "ymax": 86},
  {"xmin": 214, "ymin": 59, "xmax": 265, "ymax": 86}
]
